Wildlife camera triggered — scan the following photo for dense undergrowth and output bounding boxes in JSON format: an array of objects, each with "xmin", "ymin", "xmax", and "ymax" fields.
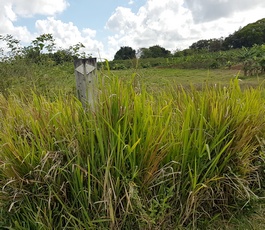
[{"xmin": 0, "ymin": 74, "xmax": 265, "ymax": 229}]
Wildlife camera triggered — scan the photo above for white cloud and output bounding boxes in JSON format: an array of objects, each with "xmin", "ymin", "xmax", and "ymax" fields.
[
  {"xmin": 0, "ymin": 0, "xmax": 113, "ymax": 59},
  {"xmin": 185, "ymin": 0, "xmax": 265, "ymax": 23},
  {"xmin": 0, "ymin": 0, "xmax": 69, "ymax": 42},
  {"xmin": 0, "ymin": 16, "xmax": 32, "ymax": 43},
  {"xmin": 105, "ymin": 0, "xmax": 265, "ymax": 58},
  {"xmin": 0, "ymin": 0, "xmax": 109, "ymax": 58},
  {"xmin": 12, "ymin": 0, "xmax": 69, "ymax": 17},
  {"xmin": 1, "ymin": 0, "xmax": 265, "ymax": 61},
  {"xmin": 105, "ymin": 0, "xmax": 194, "ymax": 53},
  {"xmin": 82, "ymin": 28, "xmax": 97, "ymax": 38},
  {"xmin": 106, "ymin": 7, "xmax": 138, "ymax": 33},
  {"xmin": 4, "ymin": 3, "xmax": 17, "ymax": 21},
  {"xmin": 35, "ymin": 17, "xmax": 105, "ymax": 58}
]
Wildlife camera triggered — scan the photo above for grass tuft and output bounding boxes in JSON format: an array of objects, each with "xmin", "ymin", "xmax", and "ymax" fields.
[{"xmin": 0, "ymin": 74, "xmax": 265, "ymax": 229}]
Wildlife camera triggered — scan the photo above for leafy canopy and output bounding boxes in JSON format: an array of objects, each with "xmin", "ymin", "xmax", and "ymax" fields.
[{"xmin": 114, "ymin": 46, "xmax": 136, "ymax": 60}]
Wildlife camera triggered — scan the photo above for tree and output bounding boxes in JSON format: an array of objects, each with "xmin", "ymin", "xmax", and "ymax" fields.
[
  {"xmin": 24, "ymin": 34, "xmax": 56, "ymax": 63},
  {"xmin": 31, "ymin": 33, "xmax": 56, "ymax": 53},
  {"xmin": 190, "ymin": 38, "xmax": 223, "ymax": 52},
  {"xmin": 140, "ymin": 45, "xmax": 171, "ymax": 58},
  {"xmin": 52, "ymin": 43, "xmax": 86, "ymax": 64},
  {"xmin": 222, "ymin": 18, "xmax": 265, "ymax": 49},
  {"xmin": 0, "ymin": 34, "xmax": 23, "ymax": 61},
  {"xmin": 189, "ymin": 39, "xmax": 209, "ymax": 50},
  {"xmin": 114, "ymin": 46, "xmax": 136, "ymax": 60}
]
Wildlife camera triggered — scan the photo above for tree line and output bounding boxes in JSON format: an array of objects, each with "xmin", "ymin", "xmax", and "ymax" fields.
[
  {"xmin": 0, "ymin": 33, "xmax": 87, "ymax": 65},
  {"xmin": 1, "ymin": 17, "xmax": 264, "ymax": 65},
  {"xmin": 114, "ymin": 18, "xmax": 265, "ymax": 60}
]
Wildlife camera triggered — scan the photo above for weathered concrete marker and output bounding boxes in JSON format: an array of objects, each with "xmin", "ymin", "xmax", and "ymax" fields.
[{"xmin": 74, "ymin": 58, "xmax": 97, "ymax": 110}]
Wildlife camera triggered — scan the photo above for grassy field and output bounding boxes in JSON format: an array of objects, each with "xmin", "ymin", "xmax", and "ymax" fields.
[
  {"xmin": 1, "ymin": 60, "xmax": 265, "ymax": 94},
  {"xmin": 111, "ymin": 67, "xmax": 265, "ymax": 87},
  {"xmin": 1, "ymin": 62, "xmax": 265, "ymax": 229}
]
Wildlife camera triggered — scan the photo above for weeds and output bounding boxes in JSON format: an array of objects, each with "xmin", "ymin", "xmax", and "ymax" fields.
[{"xmin": 0, "ymin": 74, "xmax": 265, "ymax": 229}]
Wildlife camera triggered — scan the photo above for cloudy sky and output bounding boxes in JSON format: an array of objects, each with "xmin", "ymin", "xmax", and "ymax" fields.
[{"xmin": 1, "ymin": 0, "xmax": 265, "ymax": 60}]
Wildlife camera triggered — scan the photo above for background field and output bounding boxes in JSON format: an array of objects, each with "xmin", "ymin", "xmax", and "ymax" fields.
[{"xmin": 2, "ymin": 59, "xmax": 264, "ymax": 96}]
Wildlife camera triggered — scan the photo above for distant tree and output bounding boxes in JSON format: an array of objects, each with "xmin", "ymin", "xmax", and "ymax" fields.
[
  {"xmin": 0, "ymin": 34, "xmax": 23, "ymax": 60},
  {"xmin": 209, "ymin": 38, "xmax": 224, "ymax": 52},
  {"xmin": 23, "ymin": 34, "xmax": 87, "ymax": 64},
  {"xmin": 31, "ymin": 33, "xmax": 56, "ymax": 53},
  {"xmin": 149, "ymin": 45, "xmax": 171, "ymax": 58},
  {"xmin": 52, "ymin": 49, "xmax": 74, "ymax": 65},
  {"xmin": 68, "ymin": 42, "xmax": 86, "ymax": 58},
  {"xmin": 222, "ymin": 18, "xmax": 265, "ymax": 49},
  {"xmin": 173, "ymin": 48, "xmax": 195, "ymax": 57},
  {"xmin": 190, "ymin": 39, "xmax": 209, "ymax": 50},
  {"xmin": 172, "ymin": 48, "xmax": 183, "ymax": 57},
  {"xmin": 140, "ymin": 45, "xmax": 171, "ymax": 58},
  {"xmin": 24, "ymin": 34, "xmax": 56, "ymax": 63},
  {"xmin": 139, "ymin": 48, "xmax": 151, "ymax": 58},
  {"xmin": 0, "ymin": 33, "xmax": 90, "ymax": 65},
  {"xmin": 190, "ymin": 38, "xmax": 223, "ymax": 52},
  {"xmin": 52, "ymin": 43, "xmax": 86, "ymax": 64},
  {"xmin": 114, "ymin": 46, "xmax": 136, "ymax": 60}
]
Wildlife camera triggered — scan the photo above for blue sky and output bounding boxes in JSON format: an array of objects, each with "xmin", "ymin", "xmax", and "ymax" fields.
[{"xmin": 1, "ymin": 0, "xmax": 265, "ymax": 60}]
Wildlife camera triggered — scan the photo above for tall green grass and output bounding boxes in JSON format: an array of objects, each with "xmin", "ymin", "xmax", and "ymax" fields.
[{"xmin": 0, "ymin": 75, "xmax": 265, "ymax": 229}]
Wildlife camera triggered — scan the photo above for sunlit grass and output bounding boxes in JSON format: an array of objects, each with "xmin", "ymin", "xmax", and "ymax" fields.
[{"xmin": 0, "ymin": 73, "xmax": 265, "ymax": 229}]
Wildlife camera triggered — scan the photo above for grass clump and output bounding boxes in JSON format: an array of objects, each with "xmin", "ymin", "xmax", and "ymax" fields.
[{"xmin": 0, "ymin": 75, "xmax": 265, "ymax": 229}]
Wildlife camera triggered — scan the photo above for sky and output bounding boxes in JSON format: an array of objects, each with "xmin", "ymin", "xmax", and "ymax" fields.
[{"xmin": 1, "ymin": 0, "xmax": 265, "ymax": 60}]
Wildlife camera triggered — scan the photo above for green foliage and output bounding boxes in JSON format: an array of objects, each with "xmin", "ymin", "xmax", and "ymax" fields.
[
  {"xmin": 1, "ymin": 29, "xmax": 265, "ymax": 228},
  {"xmin": 114, "ymin": 46, "xmax": 136, "ymax": 60},
  {"xmin": 240, "ymin": 44, "xmax": 265, "ymax": 76},
  {"xmin": 105, "ymin": 48, "xmax": 242, "ymax": 70},
  {"xmin": 112, "ymin": 44, "xmax": 263, "ymax": 72},
  {"xmin": 140, "ymin": 45, "xmax": 171, "ymax": 58},
  {"xmin": 190, "ymin": 38, "xmax": 224, "ymax": 52},
  {"xmin": 52, "ymin": 49, "xmax": 75, "ymax": 65},
  {"xmin": 0, "ymin": 59, "xmax": 75, "ymax": 98},
  {"xmin": 0, "ymin": 33, "xmax": 88, "ymax": 65},
  {"xmin": 223, "ymin": 18, "xmax": 265, "ymax": 49},
  {"xmin": 22, "ymin": 34, "xmax": 56, "ymax": 64},
  {"xmin": 32, "ymin": 33, "xmax": 56, "ymax": 53},
  {"xmin": 0, "ymin": 34, "xmax": 23, "ymax": 61},
  {"xmin": 1, "ymin": 75, "xmax": 265, "ymax": 229}
]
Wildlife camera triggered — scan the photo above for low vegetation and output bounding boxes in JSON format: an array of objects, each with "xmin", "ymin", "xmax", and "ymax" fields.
[
  {"xmin": 106, "ymin": 44, "xmax": 265, "ymax": 73},
  {"xmin": 1, "ymin": 69, "xmax": 265, "ymax": 228}
]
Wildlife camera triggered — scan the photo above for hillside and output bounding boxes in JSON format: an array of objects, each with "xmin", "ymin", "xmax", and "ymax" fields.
[{"xmin": 223, "ymin": 18, "xmax": 265, "ymax": 49}]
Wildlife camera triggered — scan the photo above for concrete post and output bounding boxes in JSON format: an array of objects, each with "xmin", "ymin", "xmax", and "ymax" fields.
[{"xmin": 74, "ymin": 58, "xmax": 97, "ymax": 110}]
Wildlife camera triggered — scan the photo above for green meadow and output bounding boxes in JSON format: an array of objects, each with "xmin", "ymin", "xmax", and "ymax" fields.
[{"xmin": 1, "ymin": 60, "xmax": 265, "ymax": 229}]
